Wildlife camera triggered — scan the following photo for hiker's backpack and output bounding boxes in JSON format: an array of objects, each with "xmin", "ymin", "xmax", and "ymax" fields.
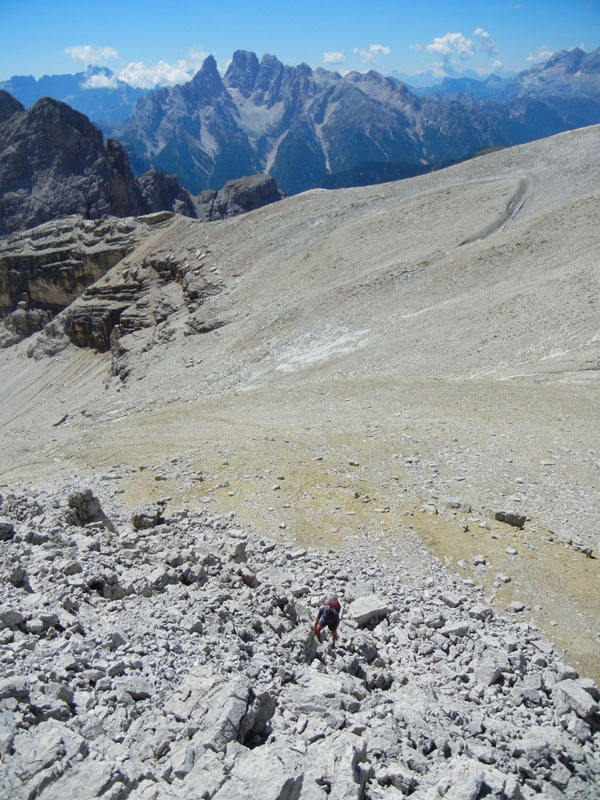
[{"xmin": 323, "ymin": 600, "xmax": 340, "ymax": 622}]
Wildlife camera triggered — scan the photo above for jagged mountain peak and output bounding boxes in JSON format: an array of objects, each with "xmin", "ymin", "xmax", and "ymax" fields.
[
  {"xmin": 113, "ymin": 45, "xmax": 600, "ymax": 196},
  {"xmin": 24, "ymin": 96, "xmax": 105, "ymax": 148},
  {"xmin": 544, "ymin": 46, "xmax": 586, "ymax": 72},
  {"xmin": 0, "ymin": 89, "xmax": 24, "ymax": 122},
  {"xmin": 259, "ymin": 52, "xmax": 284, "ymax": 68},
  {"xmin": 224, "ymin": 50, "xmax": 260, "ymax": 95},
  {"xmin": 185, "ymin": 55, "xmax": 228, "ymax": 107}
]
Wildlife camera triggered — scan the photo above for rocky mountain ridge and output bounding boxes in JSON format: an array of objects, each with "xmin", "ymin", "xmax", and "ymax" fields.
[
  {"xmin": 112, "ymin": 47, "xmax": 600, "ymax": 195},
  {"xmin": 0, "ymin": 93, "xmax": 281, "ymax": 236},
  {"xmin": 0, "ymin": 94, "xmax": 147, "ymax": 236}
]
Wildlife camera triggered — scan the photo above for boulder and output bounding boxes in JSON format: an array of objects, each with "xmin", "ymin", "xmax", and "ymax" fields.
[
  {"xmin": 0, "ymin": 676, "xmax": 30, "ymax": 700},
  {"xmin": 347, "ymin": 594, "xmax": 388, "ymax": 628},
  {"xmin": 435, "ymin": 757, "xmax": 485, "ymax": 800},
  {"xmin": 0, "ymin": 607, "xmax": 24, "ymax": 629},
  {"xmin": 495, "ymin": 511, "xmax": 527, "ymax": 528},
  {"xmin": 131, "ymin": 500, "xmax": 167, "ymax": 530},
  {"xmin": 212, "ymin": 743, "xmax": 303, "ymax": 800},
  {"xmin": 553, "ymin": 679, "xmax": 599, "ymax": 718},
  {"xmin": 67, "ymin": 489, "xmax": 102, "ymax": 524},
  {"xmin": 170, "ymin": 672, "xmax": 275, "ymax": 752},
  {"xmin": 0, "ymin": 519, "xmax": 15, "ymax": 540}
]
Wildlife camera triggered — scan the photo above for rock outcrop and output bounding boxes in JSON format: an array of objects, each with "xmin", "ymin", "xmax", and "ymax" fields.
[
  {"xmin": 0, "ymin": 95, "xmax": 281, "ymax": 238},
  {"xmin": 0, "ymin": 481, "xmax": 599, "ymax": 799},
  {"xmin": 0, "ymin": 96, "xmax": 147, "ymax": 236},
  {"xmin": 0, "ymin": 216, "xmax": 162, "ymax": 348},
  {"xmin": 22, "ymin": 215, "xmax": 229, "ymax": 373},
  {"xmin": 137, "ymin": 169, "xmax": 198, "ymax": 219},
  {"xmin": 196, "ymin": 173, "xmax": 283, "ymax": 221},
  {"xmin": 0, "ymin": 169, "xmax": 281, "ymax": 350}
]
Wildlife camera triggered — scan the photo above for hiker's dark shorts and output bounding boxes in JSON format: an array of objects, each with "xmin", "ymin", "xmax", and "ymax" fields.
[{"xmin": 318, "ymin": 614, "xmax": 339, "ymax": 631}]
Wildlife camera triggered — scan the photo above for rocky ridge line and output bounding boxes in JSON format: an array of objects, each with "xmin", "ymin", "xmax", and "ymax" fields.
[
  {"xmin": 114, "ymin": 48, "xmax": 600, "ymax": 196},
  {"xmin": 0, "ymin": 92, "xmax": 282, "ymax": 237},
  {"xmin": 1, "ymin": 171, "xmax": 281, "ymax": 352},
  {"xmin": 0, "ymin": 215, "xmax": 166, "ymax": 349},
  {"xmin": 0, "ymin": 481, "xmax": 598, "ymax": 799}
]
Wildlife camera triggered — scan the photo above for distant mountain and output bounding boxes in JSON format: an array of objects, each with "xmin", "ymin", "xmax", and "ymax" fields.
[
  {"xmin": 413, "ymin": 47, "xmax": 600, "ymax": 121},
  {"xmin": 502, "ymin": 47, "xmax": 600, "ymax": 127},
  {"xmin": 3, "ymin": 47, "xmax": 599, "ymax": 198},
  {"xmin": 112, "ymin": 49, "xmax": 594, "ymax": 196},
  {"xmin": 0, "ymin": 67, "xmax": 147, "ymax": 124},
  {"xmin": 413, "ymin": 74, "xmax": 510, "ymax": 100}
]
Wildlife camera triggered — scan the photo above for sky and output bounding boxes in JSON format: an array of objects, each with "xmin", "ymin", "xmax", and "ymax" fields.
[{"xmin": 1, "ymin": 0, "xmax": 599, "ymax": 87}]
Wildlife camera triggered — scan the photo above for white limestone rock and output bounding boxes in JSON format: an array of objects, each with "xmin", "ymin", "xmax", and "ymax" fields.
[{"xmin": 348, "ymin": 594, "xmax": 388, "ymax": 628}]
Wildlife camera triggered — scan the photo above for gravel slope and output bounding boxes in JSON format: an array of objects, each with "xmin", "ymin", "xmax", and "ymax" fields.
[{"xmin": 1, "ymin": 125, "xmax": 599, "ymax": 685}]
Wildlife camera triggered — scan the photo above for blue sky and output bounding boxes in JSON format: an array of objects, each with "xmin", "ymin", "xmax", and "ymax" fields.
[{"xmin": 1, "ymin": 0, "xmax": 598, "ymax": 85}]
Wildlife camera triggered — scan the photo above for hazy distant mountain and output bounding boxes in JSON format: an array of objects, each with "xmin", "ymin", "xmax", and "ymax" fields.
[
  {"xmin": 413, "ymin": 74, "xmax": 510, "ymax": 100},
  {"xmin": 413, "ymin": 47, "xmax": 600, "ymax": 116},
  {"xmin": 502, "ymin": 47, "xmax": 600, "ymax": 126},
  {"xmin": 112, "ymin": 48, "xmax": 598, "ymax": 195},
  {"xmin": 393, "ymin": 65, "xmax": 515, "ymax": 92},
  {"xmin": 0, "ymin": 67, "xmax": 147, "ymax": 124}
]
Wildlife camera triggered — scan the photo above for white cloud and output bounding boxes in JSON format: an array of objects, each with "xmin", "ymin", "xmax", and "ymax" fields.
[
  {"xmin": 492, "ymin": 59, "xmax": 503, "ymax": 72},
  {"xmin": 426, "ymin": 33, "xmax": 474, "ymax": 59},
  {"xmin": 353, "ymin": 47, "xmax": 374, "ymax": 64},
  {"xmin": 352, "ymin": 44, "xmax": 391, "ymax": 64},
  {"xmin": 118, "ymin": 60, "xmax": 193, "ymax": 88},
  {"xmin": 432, "ymin": 62, "xmax": 448, "ymax": 79},
  {"xmin": 410, "ymin": 43, "xmax": 422, "ymax": 52},
  {"xmin": 370, "ymin": 44, "xmax": 390, "ymax": 55},
  {"xmin": 526, "ymin": 46, "xmax": 555, "ymax": 63},
  {"xmin": 323, "ymin": 52, "xmax": 346, "ymax": 64},
  {"xmin": 65, "ymin": 45, "xmax": 118, "ymax": 66},
  {"xmin": 118, "ymin": 50, "xmax": 211, "ymax": 88},
  {"xmin": 473, "ymin": 27, "xmax": 498, "ymax": 57},
  {"xmin": 82, "ymin": 71, "xmax": 119, "ymax": 89}
]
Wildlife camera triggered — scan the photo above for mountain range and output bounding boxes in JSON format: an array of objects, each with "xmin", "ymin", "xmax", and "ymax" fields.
[
  {"xmin": 111, "ymin": 47, "xmax": 600, "ymax": 195},
  {"xmin": 1, "ymin": 47, "xmax": 599, "ymax": 199}
]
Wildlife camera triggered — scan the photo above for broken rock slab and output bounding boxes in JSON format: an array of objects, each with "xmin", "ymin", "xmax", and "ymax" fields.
[
  {"xmin": 347, "ymin": 594, "xmax": 388, "ymax": 628},
  {"xmin": 553, "ymin": 679, "xmax": 599, "ymax": 718},
  {"xmin": 212, "ymin": 742, "xmax": 303, "ymax": 800},
  {"xmin": 131, "ymin": 500, "xmax": 167, "ymax": 530}
]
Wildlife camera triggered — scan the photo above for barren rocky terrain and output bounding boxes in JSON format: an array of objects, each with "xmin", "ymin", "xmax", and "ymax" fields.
[{"xmin": 0, "ymin": 125, "xmax": 599, "ymax": 798}]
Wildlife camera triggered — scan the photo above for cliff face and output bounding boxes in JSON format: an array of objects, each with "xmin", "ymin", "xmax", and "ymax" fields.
[
  {"xmin": 0, "ymin": 215, "xmax": 158, "ymax": 348},
  {"xmin": 0, "ymin": 95, "xmax": 146, "ymax": 236},
  {"xmin": 0, "ymin": 91, "xmax": 282, "ymax": 240}
]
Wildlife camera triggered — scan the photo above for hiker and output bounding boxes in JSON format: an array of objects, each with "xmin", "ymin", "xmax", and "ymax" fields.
[{"xmin": 313, "ymin": 594, "xmax": 341, "ymax": 643}]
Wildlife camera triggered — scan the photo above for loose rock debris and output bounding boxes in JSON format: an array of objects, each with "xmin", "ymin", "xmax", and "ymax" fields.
[{"xmin": 1, "ymin": 484, "xmax": 599, "ymax": 799}]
